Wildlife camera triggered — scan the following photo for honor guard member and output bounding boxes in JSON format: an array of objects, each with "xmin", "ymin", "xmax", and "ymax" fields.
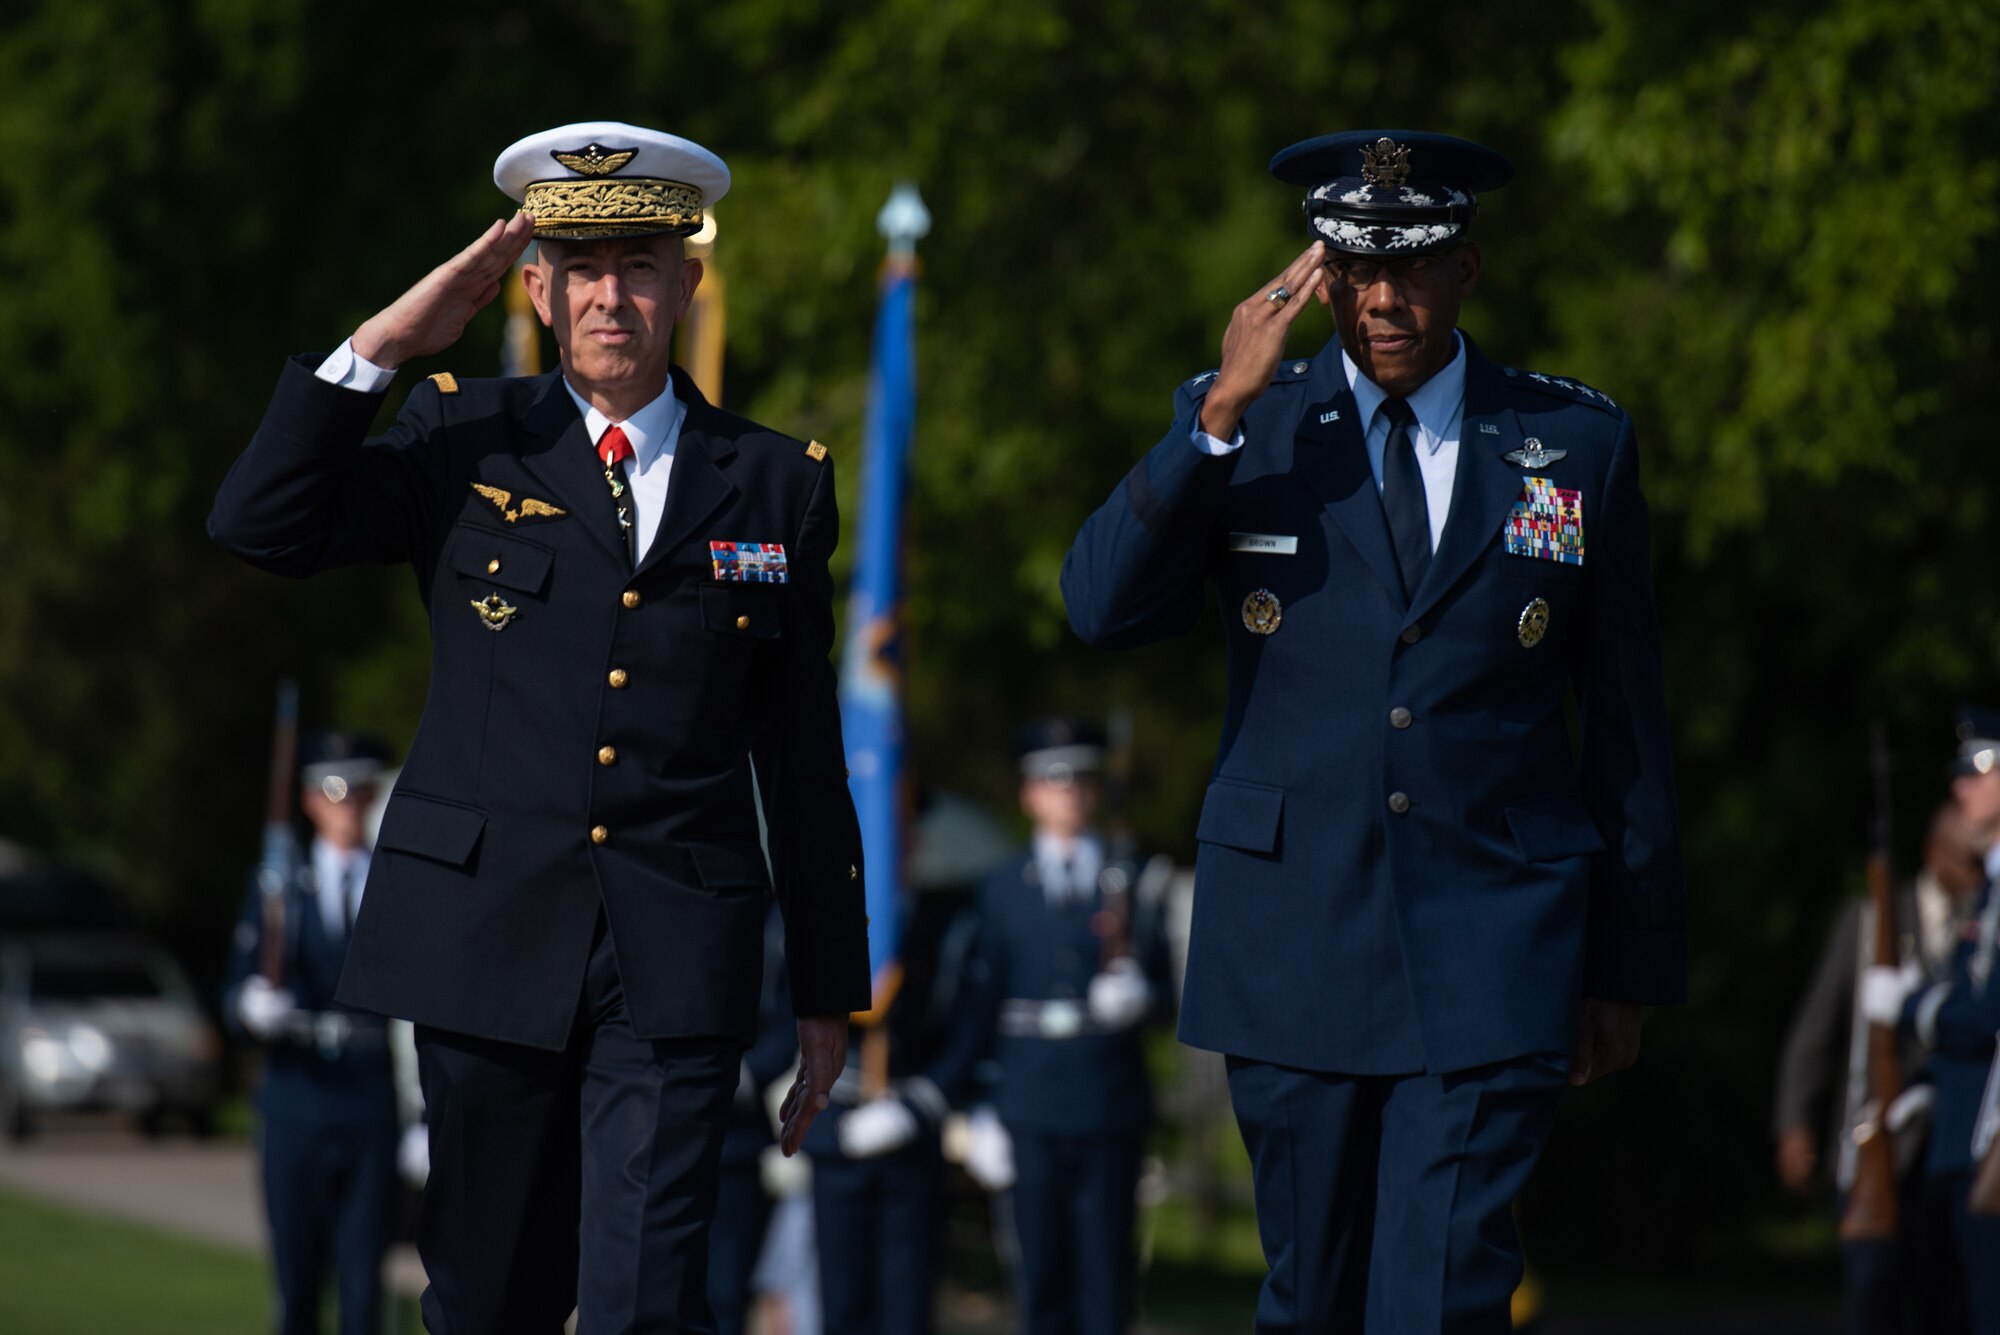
[
  {"xmin": 949, "ymin": 718, "xmax": 1173, "ymax": 1335},
  {"xmin": 223, "ymin": 731, "xmax": 400, "ymax": 1335},
  {"xmin": 1863, "ymin": 709, "xmax": 2000, "ymax": 1334},
  {"xmin": 1062, "ymin": 131, "xmax": 1686, "ymax": 1332},
  {"xmin": 1775, "ymin": 801, "xmax": 1982, "ymax": 1335},
  {"xmin": 210, "ymin": 121, "xmax": 870, "ymax": 1333}
]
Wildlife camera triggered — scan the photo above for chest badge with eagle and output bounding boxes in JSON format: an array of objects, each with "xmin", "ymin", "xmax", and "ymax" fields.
[{"xmin": 472, "ymin": 483, "xmax": 566, "ymax": 524}]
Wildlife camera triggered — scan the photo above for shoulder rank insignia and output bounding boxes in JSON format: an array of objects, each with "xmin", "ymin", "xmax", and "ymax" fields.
[
  {"xmin": 1503, "ymin": 438, "xmax": 1567, "ymax": 468},
  {"xmin": 472, "ymin": 483, "xmax": 566, "ymax": 524},
  {"xmin": 429, "ymin": 372, "xmax": 460, "ymax": 394},
  {"xmin": 1503, "ymin": 366, "xmax": 1620, "ymax": 413},
  {"xmin": 806, "ymin": 440, "xmax": 828, "ymax": 462}
]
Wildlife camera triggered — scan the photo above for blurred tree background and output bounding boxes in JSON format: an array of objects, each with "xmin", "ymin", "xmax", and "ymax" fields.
[{"xmin": 1, "ymin": 0, "xmax": 1996, "ymax": 1287}]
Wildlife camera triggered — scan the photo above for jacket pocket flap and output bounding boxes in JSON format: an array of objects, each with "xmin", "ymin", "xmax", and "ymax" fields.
[
  {"xmin": 376, "ymin": 793, "xmax": 487, "ymax": 867},
  {"xmin": 446, "ymin": 528, "xmax": 555, "ymax": 595},
  {"xmin": 689, "ymin": 838, "xmax": 771, "ymax": 891},
  {"xmin": 1196, "ymin": 779, "xmax": 1284, "ymax": 854},
  {"xmin": 1505, "ymin": 795, "xmax": 1606, "ymax": 862},
  {"xmin": 700, "ymin": 584, "xmax": 783, "ymax": 640}
]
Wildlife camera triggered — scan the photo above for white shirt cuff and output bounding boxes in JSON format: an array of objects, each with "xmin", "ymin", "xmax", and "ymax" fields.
[
  {"xmin": 1190, "ymin": 424, "xmax": 1245, "ymax": 456},
  {"xmin": 314, "ymin": 339, "xmax": 397, "ymax": 393}
]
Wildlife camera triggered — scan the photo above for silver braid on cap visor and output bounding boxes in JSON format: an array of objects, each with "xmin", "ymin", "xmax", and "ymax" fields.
[{"xmin": 1304, "ymin": 182, "xmax": 1478, "ymax": 255}]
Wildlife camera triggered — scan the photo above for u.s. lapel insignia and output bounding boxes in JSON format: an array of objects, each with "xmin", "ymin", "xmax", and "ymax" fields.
[
  {"xmin": 472, "ymin": 483, "xmax": 567, "ymax": 524},
  {"xmin": 471, "ymin": 593, "xmax": 518, "ymax": 631},
  {"xmin": 1517, "ymin": 598, "xmax": 1550, "ymax": 648},
  {"xmin": 1242, "ymin": 589, "xmax": 1283, "ymax": 635},
  {"xmin": 1503, "ymin": 437, "xmax": 1568, "ymax": 468}
]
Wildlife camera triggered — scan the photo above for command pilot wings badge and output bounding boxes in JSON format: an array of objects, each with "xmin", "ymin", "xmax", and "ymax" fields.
[
  {"xmin": 472, "ymin": 483, "xmax": 567, "ymax": 524},
  {"xmin": 1502, "ymin": 438, "xmax": 1567, "ymax": 468},
  {"xmin": 550, "ymin": 144, "xmax": 638, "ymax": 176}
]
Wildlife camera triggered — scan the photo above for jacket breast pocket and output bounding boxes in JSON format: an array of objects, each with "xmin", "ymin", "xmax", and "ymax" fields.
[
  {"xmin": 700, "ymin": 584, "xmax": 783, "ymax": 640},
  {"xmin": 1504, "ymin": 793, "xmax": 1604, "ymax": 862},
  {"xmin": 688, "ymin": 838, "xmax": 772, "ymax": 894},
  {"xmin": 376, "ymin": 792, "xmax": 487, "ymax": 868},
  {"xmin": 1196, "ymin": 779, "xmax": 1284, "ymax": 856},
  {"xmin": 444, "ymin": 525, "xmax": 555, "ymax": 597}
]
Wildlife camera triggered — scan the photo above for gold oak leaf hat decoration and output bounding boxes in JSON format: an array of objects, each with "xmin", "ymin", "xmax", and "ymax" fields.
[{"xmin": 493, "ymin": 121, "xmax": 731, "ymax": 242}]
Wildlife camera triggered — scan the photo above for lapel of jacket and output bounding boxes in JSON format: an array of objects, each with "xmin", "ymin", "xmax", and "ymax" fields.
[
  {"xmin": 635, "ymin": 370, "xmax": 739, "ymax": 579},
  {"xmin": 515, "ymin": 370, "xmax": 628, "ymax": 565},
  {"xmin": 1290, "ymin": 339, "xmax": 1406, "ymax": 609},
  {"xmin": 1404, "ymin": 335, "xmax": 1525, "ymax": 627}
]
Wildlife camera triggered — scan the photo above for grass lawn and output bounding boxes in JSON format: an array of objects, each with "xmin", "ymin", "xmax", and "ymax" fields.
[{"xmin": 0, "ymin": 1184, "xmax": 271, "ymax": 1333}]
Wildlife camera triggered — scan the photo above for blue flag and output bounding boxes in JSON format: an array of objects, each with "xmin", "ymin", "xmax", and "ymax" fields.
[{"xmin": 840, "ymin": 250, "xmax": 919, "ymax": 1007}]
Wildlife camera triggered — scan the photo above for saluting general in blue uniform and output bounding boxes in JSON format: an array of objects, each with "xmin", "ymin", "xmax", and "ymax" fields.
[
  {"xmin": 211, "ymin": 122, "xmax": 870, "ymax": 1333},
  {"xmin": 1863, "ymin": 709, "xmax": 2000, "ymax": 1333},
  {"xmin": 223, "ymin": 732, "xmax": 401, "ymax": 1335},
  {"xmin": 1062, "ymin": 131, "xmax": 1686, "ymax": 1332}
]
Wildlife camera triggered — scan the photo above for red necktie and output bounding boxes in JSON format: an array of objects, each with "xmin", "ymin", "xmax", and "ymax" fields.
[{"xmin": 597, "ymin": 425, "xmax": 635, "ymax": 562}]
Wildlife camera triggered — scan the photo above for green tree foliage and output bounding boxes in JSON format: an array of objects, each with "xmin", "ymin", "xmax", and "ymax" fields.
[{"xmin": 0, "ymin": 0, "xmax": 1994, "ymax": 1273}]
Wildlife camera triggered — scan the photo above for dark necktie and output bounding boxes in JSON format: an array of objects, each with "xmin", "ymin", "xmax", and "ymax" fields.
[
  {"xmin": 598, "ymin": 425, "xmax": 636, "ymax": 564},
  {"xmin": 1379, "ymin": 397, "xmax": 1432, "ymax": 600}
]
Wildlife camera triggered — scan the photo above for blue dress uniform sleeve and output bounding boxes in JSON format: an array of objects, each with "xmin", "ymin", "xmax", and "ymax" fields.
[
  {"xmin": 1061, "ymin": 377, "xmax": 1240, "ymax": 649},
  {"xmin": 218, "ymin": 875, "xmax": 271, "ymax": 1042},
  {"xmin": 208, "ymin": 354, "xmax": 450, "ymax": 575},
  {"xmin": 758, "ymin": 456, "xmax": 872, "ymax": 1017},
  {"xmin": 1569, "ymin": 413, "xmax": 1687, "ymax": 1003}
]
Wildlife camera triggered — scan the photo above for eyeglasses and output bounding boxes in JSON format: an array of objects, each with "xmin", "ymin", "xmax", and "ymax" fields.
[{"xmin": 1326, "ymin": 251, "xmax": 1457, "ymax": 289}]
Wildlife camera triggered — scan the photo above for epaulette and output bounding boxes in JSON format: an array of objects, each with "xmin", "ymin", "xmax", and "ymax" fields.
[
  {"xmin": 429, "ymin": 372, "xmax": 460, "ymax": 395},
  {"xmin": 1501, "ymin": 366, "xmax": 1619, "ymax": 414},
  {"xmin": 805, "ymin": 440, "xmax": 829, "ymax": 462}
]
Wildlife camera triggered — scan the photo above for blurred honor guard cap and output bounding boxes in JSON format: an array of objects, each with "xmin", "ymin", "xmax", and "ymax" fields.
[
  {"xmin": 1014, "ymin": 718, "xmax": 1108, "ymax": 783},
  {"xmin": 494, "ymin": 121, "xmax": 730, "ymax": 241},
  {"xmin": 299, "ymin": 731, "xmax": 393, "ymax": 802},
  {"xmin": 1270, "ymin": 129, "xmax": 1513, "ymax": 257},
  {"xmin": 1952, "ymin": 705, "xmax": 2000, "ymax": 776}
]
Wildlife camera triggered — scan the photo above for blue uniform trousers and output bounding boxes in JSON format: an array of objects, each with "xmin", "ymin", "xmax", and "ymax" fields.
[
  {"xmin": 708, "ymin": 1153, "xmax": 775, "ymax": 1335},
  {"xmin": 1225, "ymin": 1053, "xmax": 1568, "ymax": 1334},
  {"xmin": 259, "ymin": 1097, "xmax": 397, "ymax": 1335},
  {"xmin": 1939, "ymin": 1170, "xmax": 2000, "ymax": 1335},
  {"xmin": 812, "ymin": 1139, "xmax": 942, "ymax": 1335},
  {"xmin": 1007, "ymin": 1127, "xmax": 1143, "ymax": 1335},
  {"xmin": 415, "ymin": 919, "xmax": 741, "ymax": 1334}
]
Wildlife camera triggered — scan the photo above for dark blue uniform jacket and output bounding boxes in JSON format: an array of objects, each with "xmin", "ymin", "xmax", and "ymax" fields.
[
  {"xmin": 1904, "ymin": 882, "xmax": 2000, "ymax": 1175},
  {"xmin": 1062, "ymin": 333, "xmax": 1685, "ymax": 1075},
  {"xmin": 211, "ymin": 359, "xmax": 871, "ymax": 1050}
]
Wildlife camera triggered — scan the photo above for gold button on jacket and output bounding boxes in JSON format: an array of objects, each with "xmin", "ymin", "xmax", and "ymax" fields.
[
  {"xmin": 597, "ymin": 746, "xmax": 617, "ymax": 766},
  {"xmin": 607, "ymin": 668, "xmax": 629, "ymax": 689},
  {"xmin": 590, "ymin": 825, "xmax": 609, "ymax": 845},
  {"xmin": 621, "ymin": 590, "xmax": 642, "ymax": 609}
]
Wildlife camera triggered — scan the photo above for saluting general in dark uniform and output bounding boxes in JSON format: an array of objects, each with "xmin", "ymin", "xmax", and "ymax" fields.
[
  {"xmin": 223, "ymin": 731, "xmax": 400, "ymax": 1335},
  {"xmin": 949, "ymin": 719, "xmax": 1173, "ymax": 1335},
  {"xmin": 210, "ymin": 121, "xmax": 870, "ymax": 1333},
  {"xmin": 1062, "ymin": 131, "xmax": 1685, "ymax": 1332}
]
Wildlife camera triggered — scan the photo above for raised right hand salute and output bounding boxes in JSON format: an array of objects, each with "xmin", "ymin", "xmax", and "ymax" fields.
[
  {"xmin": 350, "ymin": 212, "xmax": 537, "ymax": 369},
  {"xmin": 1197, "ymin": 240, "xmax": 1326, "ymax": 440}
]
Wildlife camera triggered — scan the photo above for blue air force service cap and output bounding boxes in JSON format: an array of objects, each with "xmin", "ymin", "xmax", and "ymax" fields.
[
  {"xmin": 1014, "ymin": 718, "xmax": 1108, "ymax": 783},
  {"xmin": 1270, "ymin": 130, "xmax": 1513, "ymax": 258},
  {"xmin": 494, "ymin": 121, "xmax": 730, "ymax": 242},
  {"xmin": 1953, "ymin": 706, "xmax": 2000, "ymax": 776},
  {"xmin": 300, "ymin": 731, "xmax": 393, "ymax": 802}
]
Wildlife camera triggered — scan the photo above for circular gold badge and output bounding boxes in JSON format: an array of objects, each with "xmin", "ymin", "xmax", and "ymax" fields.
[
  {"xmin": 1242, "ymin": 589, "xmax": 1283, "ymax": 635},
  {"xmin": 1517, "ymin": 597, "xmax": 1551, "ymax": 648}
]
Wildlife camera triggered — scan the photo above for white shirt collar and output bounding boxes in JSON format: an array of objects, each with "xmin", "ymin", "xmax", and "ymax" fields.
[
  {"xmin": 1982, "ymin": 839, "xmax": 2000, "ymax": 884},
  {"xmin": 1342, "ymin": 331, "xmax": 1467, "ymax": 456},
  {"xmin": 1032, "ymin": 831, "xmax": 1103, "ymax": 901},
  {"xmin": 560, "ymin": 373, "xmax": 684, "ymax": 475},
  {"xmin": 310, "ymin": 837, "xmax": 369, "ymax": 933}
]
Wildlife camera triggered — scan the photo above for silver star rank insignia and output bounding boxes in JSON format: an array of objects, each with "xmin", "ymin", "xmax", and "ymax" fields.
[{"xmin": 1503, "ymin": 438, "xmax": 1567, "ymax": 468}]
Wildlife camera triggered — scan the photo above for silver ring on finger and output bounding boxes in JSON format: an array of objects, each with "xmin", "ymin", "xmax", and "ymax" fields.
[{"xmin": 1266, "ymin": 285, "xmax": 1292, "ymax": 304}]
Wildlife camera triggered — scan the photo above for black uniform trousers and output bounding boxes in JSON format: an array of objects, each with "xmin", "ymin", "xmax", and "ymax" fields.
[
  {"xmin": 1007, "ymin": 1127, "xmax": 1144, "ymax": 1335},
  {"xmin": 414, "ymin": 917, "xmax": 742, "ymax": 1334},
  {"xmin": 1225, "ymin": 1052, "xmax": 1568, "ymax": 1335},
  {"xmin": 259, "ymin": 1086, "xmax": 397, "ymax": 1335},
  {"xmin": 813, "ymin": 1138, "xmax": 943, "ymax": 1335},
  {"xmin": 1836, "ymin": 1154, "xmax": 1969, "ymax": 1335},
  {"xmin": 707, "ymin": 1150, "xmax": 775, "ymax": 1335}
]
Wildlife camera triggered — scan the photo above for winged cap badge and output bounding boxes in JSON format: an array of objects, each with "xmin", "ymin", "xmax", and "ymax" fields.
[
  {"xmin": 1360, "ymin": 137, "xmax": 1412, "ymax": 188},
  {"xmin": 550, "ymin": 144, "xmax": 639, "ymax": 177},
  {"xmin": 1502, "ymin": 438, "xmax": 1568, "ymax": 468},
  {"xmin": 472, "ymin": 483, "xmax": 566, "ymax": 523}
]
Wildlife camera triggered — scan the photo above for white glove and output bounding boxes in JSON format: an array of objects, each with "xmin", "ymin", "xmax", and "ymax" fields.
[
  {"xmin": 963, "ymin": 1107, "xmax": 1015, "ymax": 1191},
  {"xmin": 1885, "ymin": 1084, "xmax": 1936, "ymax": 1134},
  {"xmin": 1087, "ymin": 957, "xmax": 1153, "ymax": 1030},
  {"xmin": 838, "ymin": 1098, "xmax": 920, "ymax": 1159},
  {"xmin": 1859, "ymin": 963, "xmax": 1923, "ymax": 1027},
  {"xmin": 398, "ymin": 1124, "xmax": 431, "ymax": 1187},
  {"xmin": 238, "ymin": 976, "xmax": 298, "ymax": 1040}
]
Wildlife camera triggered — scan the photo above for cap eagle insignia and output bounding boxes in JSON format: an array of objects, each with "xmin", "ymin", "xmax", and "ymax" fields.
[
  {"xmin": 1361, "ymin": 137, "xmax": 1412, "ymax": 188},
  {"xmin": 472, "ymin": 483, "xmax": 566, "ymax": 523},
  {"xmin": 550, "ymin": 144, "xmax": 638, "ymax": 177}
]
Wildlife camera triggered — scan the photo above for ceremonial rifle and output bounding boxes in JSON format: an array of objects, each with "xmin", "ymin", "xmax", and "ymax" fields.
[
  {"xmin": 257, "ymin": 681, "xmax": 301, "ymax": 987},
  {"xmin": 1840, "ymin": 722, "xmax": 1901, "ymax": 1241}
]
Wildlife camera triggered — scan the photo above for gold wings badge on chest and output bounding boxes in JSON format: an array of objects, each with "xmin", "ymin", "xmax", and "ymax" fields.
[{"xmin": 472, "ymin": 483, "xmax": 567, "ymax": 524}]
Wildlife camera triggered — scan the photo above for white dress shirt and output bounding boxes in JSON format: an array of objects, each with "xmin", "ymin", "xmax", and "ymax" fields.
[
  {"xmin": 1032, "ymin": 831, "xmax": 1104, "ymax": 908},
  {"xmin": 313, "ymin": 340, "xmax": 688, "ymax": 564},
  {"xmin": 311, "ymin": 838, "xmax": 369, "ymax": 940},
  {"xmin": 1190, "ymin": 332, "xmax": 1468, "ymax": 552}
]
